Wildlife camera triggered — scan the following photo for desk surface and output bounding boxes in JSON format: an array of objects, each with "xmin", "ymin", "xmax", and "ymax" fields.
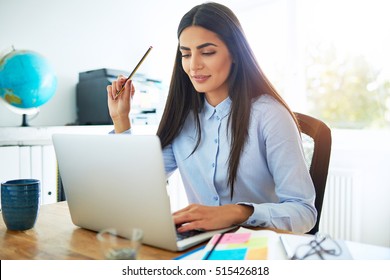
[
  {"xmin": 2, "ymin": 202, "xmax": 389, "ymax": 260},
  {"xmin": 0, "ymin": 202, "xmax": 185, "ymax": 260}
]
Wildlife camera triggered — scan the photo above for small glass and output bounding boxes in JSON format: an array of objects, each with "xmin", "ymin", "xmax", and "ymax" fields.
[{"xmin": 97, "ymin": 228, "xmax": 143, "ymax": 260}]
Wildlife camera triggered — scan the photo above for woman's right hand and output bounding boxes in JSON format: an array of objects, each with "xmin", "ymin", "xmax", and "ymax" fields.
[{"xmin": 107, "ymin": 75, "xmax": 135, "ymax": 133}]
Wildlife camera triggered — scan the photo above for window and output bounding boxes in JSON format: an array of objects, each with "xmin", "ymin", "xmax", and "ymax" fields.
[{"xmin": 236, "ymin": 0, "xmax": 390, "ymax": 129}]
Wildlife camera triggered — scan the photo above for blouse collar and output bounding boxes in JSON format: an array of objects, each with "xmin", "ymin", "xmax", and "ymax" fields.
[{"xmin": 203, "ymin": 97, "xmax": 232, "ymax": 120}]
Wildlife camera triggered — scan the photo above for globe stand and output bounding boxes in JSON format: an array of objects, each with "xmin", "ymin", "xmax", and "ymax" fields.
[{"xmin": 21, "ymin": 114, "xmax": 29, "ymax": 127}]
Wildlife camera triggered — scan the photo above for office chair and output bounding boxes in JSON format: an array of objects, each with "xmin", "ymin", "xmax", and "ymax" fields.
[{"xmin": 294, "ymin": 112, "xmax": 332, "ymax": 235}]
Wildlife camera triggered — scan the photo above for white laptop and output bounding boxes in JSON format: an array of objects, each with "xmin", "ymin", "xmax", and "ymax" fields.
[{"xmin": 52, "ymin": 133, "xmax": 232, "ymax": 252}]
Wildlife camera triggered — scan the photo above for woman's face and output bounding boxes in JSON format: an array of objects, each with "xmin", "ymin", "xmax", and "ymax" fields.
[{"xmin": 179, "ymin": 26, "xmax": 233, "ymax": 106}]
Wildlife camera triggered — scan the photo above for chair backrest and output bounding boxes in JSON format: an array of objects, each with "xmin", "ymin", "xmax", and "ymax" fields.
[{"xmin": 294, "ymin": 112, "xmax": 332, "ymax": 235}]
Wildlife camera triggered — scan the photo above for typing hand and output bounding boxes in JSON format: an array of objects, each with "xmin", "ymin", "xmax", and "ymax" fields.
[{"xmin": 173, "ymin": 204, "xmax": 253, "ymax": 233}]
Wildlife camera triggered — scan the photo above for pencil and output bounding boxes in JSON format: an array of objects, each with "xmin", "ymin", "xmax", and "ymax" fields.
[
  {"xmin": 114, "ymin": 46, "xmax": 153, "ymax": 99},
  {"xmin": 202, "ymin": 233, "xmax": 225, "ymax": 260}
]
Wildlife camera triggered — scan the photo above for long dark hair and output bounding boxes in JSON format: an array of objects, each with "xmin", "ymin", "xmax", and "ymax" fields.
[{"xmin": 157, "ymin": 2, "xmax": 298, "ymax": 198}]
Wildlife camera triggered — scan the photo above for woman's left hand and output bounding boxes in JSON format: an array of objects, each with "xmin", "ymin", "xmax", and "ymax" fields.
[{"xmin": 173, "ymin": 203, "xmax": 253, "ymax": 232}]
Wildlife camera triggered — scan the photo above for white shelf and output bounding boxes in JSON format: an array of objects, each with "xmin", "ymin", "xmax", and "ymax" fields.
[{"xmin": 0, "ymin": 124, "xmax": 157, "ymax": 146}]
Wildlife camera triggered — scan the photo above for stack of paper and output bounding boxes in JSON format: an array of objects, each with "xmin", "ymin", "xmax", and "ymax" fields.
[
  {"xmin": 174, "ymin": 227, "xmax": 384, "ymax": 260},
  {"xmin": 279, "ymin": 234, "xmax": 353, "ymax": 260}
]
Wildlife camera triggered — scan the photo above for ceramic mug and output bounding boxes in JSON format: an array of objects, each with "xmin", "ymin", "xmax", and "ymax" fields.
[{"xmin": 1, "ymin": 179, "xmax": 40, "ymax": 231}]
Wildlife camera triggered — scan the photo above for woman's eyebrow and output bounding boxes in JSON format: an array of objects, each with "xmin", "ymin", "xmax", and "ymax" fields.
[{"xmin": 180, "ymin": 42, "xmax": 218, "ymax": 51}]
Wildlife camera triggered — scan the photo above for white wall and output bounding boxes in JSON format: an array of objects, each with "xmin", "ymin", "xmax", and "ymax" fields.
[
  {"xmin": 327, "ymin": 129, "xmax": 390, "ymax": 247},
  {"xmin": 0, "ymin": 0, "xmax": 216, "ymax": 126},
  {"xmin": 0, "ymin": 0, "xmax": 297, "ymax": 126}
]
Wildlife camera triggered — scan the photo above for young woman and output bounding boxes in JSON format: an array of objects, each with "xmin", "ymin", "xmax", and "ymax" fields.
[{"xmin": 107, "ymin": 2, "xmax": 317, "ymax": 234}]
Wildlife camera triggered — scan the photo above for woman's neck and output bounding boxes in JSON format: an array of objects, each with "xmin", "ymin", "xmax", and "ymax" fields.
[{"xmin": 204, "ymin": 92, "xmax": 229, "ymax": 107}]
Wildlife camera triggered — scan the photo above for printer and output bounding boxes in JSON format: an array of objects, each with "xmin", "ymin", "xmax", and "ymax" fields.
[
  {"xmin": 76, "ymin": 68, "xmax": 166, "ymax": 125},
  {"xmin": 76, "ymin": 68, "xmax": 127, "ymax": 125}
]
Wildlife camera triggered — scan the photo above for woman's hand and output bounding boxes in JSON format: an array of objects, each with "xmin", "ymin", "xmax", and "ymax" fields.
[
  {"xmin": 173, "ymin": 204, "xmax": 253, "ymax": 232},
  {"xmin": 107, "ymin": 75, "xmax": 135, "ymax": 133}
]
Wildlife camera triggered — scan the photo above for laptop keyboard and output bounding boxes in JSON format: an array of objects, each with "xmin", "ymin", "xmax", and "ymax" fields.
[{"xmin": 176, "ymin": 229, "xmax": 204, "ymax": 241}]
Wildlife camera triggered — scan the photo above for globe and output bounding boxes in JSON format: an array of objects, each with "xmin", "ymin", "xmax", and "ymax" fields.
[{"xmin": 0, "ymin": 48, "xmax": 57, "ymax": 125}]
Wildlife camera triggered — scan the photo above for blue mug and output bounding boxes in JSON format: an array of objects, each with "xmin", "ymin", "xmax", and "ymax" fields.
[{"xmin": 1, "ymin": 179, "xmax": 40, "ymax": 231}]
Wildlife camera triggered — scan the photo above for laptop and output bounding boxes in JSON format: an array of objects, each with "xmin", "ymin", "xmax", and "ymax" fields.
[{"xmin": 52, "ymin": 133, "xmax": 233, "ymax": 251}]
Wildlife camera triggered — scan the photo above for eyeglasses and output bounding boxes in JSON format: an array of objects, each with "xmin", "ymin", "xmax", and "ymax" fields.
[{"xmin": 291, "ymin": 233, "xmax": 342, "ymax": 260}]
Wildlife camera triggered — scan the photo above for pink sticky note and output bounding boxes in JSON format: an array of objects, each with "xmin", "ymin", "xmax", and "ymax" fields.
[{"xmin": 211, "ymin": 233, "xmax": 251, "ymax": 245}]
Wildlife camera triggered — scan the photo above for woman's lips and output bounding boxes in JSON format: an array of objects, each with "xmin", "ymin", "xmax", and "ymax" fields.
[{"xmin": 192, "ymin": 75, "xmax": 210, "ymax": 83}]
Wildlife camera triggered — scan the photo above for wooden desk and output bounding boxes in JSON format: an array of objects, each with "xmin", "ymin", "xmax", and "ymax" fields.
[
  {"xmin": 0, "ymin": 202, "xmax": 293, "ymax": 260},
  {"xmin": 0, "ymin": 202, "xmax": 185, "ymax": 260}
]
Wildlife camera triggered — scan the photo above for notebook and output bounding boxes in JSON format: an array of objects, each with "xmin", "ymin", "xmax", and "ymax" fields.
[{"xmin": 52, "ymin": 133, "xmax": 232, "ymax": 251}]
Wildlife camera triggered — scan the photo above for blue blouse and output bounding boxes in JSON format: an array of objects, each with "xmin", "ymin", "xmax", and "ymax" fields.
[{"xmin": 162, "ymin": 95, "xmax": 316, "ymax": 233}]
